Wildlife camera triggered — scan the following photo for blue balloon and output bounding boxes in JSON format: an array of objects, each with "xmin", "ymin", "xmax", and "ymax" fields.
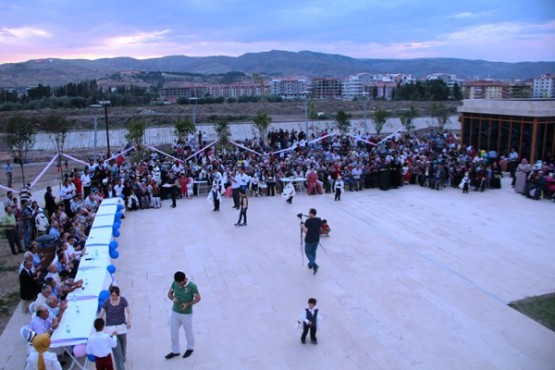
[
  {"xmin": 107, "ymin": 264, "xmax": 116, "ymax": 274},
  {"xmin": 109, "ymin": 249, "xmax": 120, "ymax": 259},
  {"xmin": 115, "ymin": 211, "xmax": 123, "ymax": 220},
  {"xmin": 113, "ymin": 230, "xmax": 120, "ymax": 238},
  {"xmin": 117, "ymin": 204, "xmax": 124, "ymax": 211},
  {"xmin": 99, "ymin": 289, "xmax": 110, "ymax": 302},
  {"xmin": 120, "ymin": 194, "xmax": 125, "ymax": 200},
  {"xmin": 113, "ymin": 222, "xmax": 121, "ymax": 230},
  {"xmin": 87, "ymin": 354, "xmax": 96, "ymax": 362},
  {"xmin": 109, "ymin": 240, "xmax": 118, "ymax": 250}
]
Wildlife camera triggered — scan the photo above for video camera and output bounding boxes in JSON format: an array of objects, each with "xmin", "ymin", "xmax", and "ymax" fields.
[{"xmin": 297, "ymin": 213, "xmax": 308, "ymax": 220}]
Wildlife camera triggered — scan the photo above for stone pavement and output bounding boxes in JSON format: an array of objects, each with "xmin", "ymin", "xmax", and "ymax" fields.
[{"xmin": 1, "ymin": 177, "xmax": 554, "ymax": 370}]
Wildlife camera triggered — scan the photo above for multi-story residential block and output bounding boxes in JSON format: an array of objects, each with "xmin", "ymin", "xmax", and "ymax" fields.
[
  {"xmin": 311, "ymin": 78, "xmax": 342, "ymax": 99},
  {"xmin": 465, "ymin": 80, "xmax": 533, "ymax": 99},
  {"xmin": 270, "ymin": 77, "xmax": 308, "ymax": 99},
  {"xmin": 533, "ymin": 74, "xmax": 555, "ymax": 98},
  {"xmin": 159, "ymin": 82, "xmax": 269, "ymax": 101},
  {"xmin": 426, "ymin": 73, "xmax": 458, "ymax": 88},
  {"xmin": 465, "ymin": 81, "xmax": 505, "ymax": 99}
]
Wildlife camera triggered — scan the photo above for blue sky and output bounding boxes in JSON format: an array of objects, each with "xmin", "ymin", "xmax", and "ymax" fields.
[{"xmin": 0, "ymin": 0, "xmax": 554, "ymax": 64}]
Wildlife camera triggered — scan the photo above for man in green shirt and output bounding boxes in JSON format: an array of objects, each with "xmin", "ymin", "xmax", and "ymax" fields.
[
  {"xmin": 2, "ymin": 206, "xmax": 23, "ymax": 254},
  {"xmin": 165, "ymin": 271, "xmax": 201, "ymax": 360}
]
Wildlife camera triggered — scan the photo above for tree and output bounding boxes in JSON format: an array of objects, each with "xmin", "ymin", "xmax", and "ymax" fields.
[
  {"xmin": 4, "ymin": 116, "xmax": 36, "ymax": 185},
  {"xmin": 399, "ymin": 104, "xmax": 419, "ymax": 133},
  {"xmin": 173, "ymin": 118, "xmax": 196, "ymax": 144},
  {"xmin": 452, "ymin": 82, "xmax": 463, "ymax": 101},
  {"xmin": 214, "ymin": 119, "xmax": 231, "ymax": 149},
  {"xmin": 431, "ymin": 102, "xmax": 451, "ymax": 131},
  {"xmin": 334, "ymin": 110, "xmax": 351, "ymax": 134},
  {"xmin": 372, "ymin": 109, "xmax": 391, "ymax": 135},
  {"xmin": 252, "ymin": 111, "xmax": 272, "ymax": 144},
  {"xmin": 41, "ymin": 114, "xmax": 72, "ymax": 185},
  {"xmin": 124, "ymin": 120, "xmax": 146, "ymax": 148}
]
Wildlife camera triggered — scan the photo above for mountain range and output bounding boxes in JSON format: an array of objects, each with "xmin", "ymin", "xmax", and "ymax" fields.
[{"xmin": 0, "ymin": 50, "xmax": 553, "ymax": 88}]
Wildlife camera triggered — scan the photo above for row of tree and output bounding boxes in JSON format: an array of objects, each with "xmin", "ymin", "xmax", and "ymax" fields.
[{"xmin": 393, "ymin": 80, "xmax": 463, "ymax": 101}]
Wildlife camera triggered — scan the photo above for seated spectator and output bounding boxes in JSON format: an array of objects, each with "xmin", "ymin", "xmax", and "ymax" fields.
[
  {"xmin": 320, "ymin": 219, "xmax": 331, "ymax": 237},
  {"xmin": 34, "ymin": 285, "xmax": 53, "ymax": 308},
  {"xmin": 45, "ymin": 295, "xmax": 67, "ymax": 322},
  {"xmin": 29, "ymin": 305, "xmax": 59, "ymax": 335},
  {"xmin": 44, "ymin": 277, "xmax": 60, "ymax": 299},
  {"xmin": 24, "ymin": 333, "xmax": 63, "ymax": 370}
]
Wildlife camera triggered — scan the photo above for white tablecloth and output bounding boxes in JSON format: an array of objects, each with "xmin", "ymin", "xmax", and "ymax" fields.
[{"xmin": 49, "ymin": 198, "xmax": 121, "ymax": 348}]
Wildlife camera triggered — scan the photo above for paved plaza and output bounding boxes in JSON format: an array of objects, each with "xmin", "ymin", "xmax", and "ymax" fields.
[{"xmin": 1, "ymin": 176, "xmax": 554, "ymax": 369}]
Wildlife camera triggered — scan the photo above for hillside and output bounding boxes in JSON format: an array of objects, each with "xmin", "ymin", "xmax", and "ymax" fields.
[{"xmin": 0, "ymin": 50, "xmax": 553, "ymax": 88}]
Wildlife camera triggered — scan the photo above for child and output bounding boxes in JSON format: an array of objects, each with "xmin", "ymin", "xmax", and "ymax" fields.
[
  {"xmin": 86, "ymin": 318, "xmax": 117, "ymax": 370},
  {"xmin": 298, "ymin": 298, "xmax": 319, "ymax": 344},
  {"xmin": 320, "ymin": 219, "xmax": 331, "ymax": 237},
  {"xmin": 282, "ymin": 182, "xmax": 296, "ymax": 204},
  {"xmin": 460, "ymin": 172, "xmax": 470, "ymax": 194},
  {"xmin": 207, "ymin": 184, "xmax": 222, "ymax": 211}
]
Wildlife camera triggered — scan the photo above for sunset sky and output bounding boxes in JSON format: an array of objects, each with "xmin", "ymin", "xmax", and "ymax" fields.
[{"xmin": 1, "ymin": 0, "xmax": 554, "ymax": 64}]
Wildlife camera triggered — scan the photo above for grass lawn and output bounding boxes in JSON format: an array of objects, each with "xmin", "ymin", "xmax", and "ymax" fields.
[{"xmin": 509, "ymin": 293, "xmax": 555, "ymax": 333}]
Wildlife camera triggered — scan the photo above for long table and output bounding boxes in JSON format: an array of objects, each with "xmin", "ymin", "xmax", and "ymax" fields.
[{"xmin": 49, "ymin": 198, "xmax": 121, "ymax": 368}]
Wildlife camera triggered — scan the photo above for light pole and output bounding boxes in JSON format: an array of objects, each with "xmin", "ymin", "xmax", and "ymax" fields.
[
  {"xmin": 89, "ymin": 104, "xmax": 103, "ymax": 160},
  {"xmin": 99, "ymin": 100, "xmax": 111, "ymax": 158},
  {"xmin": 189, "ymin": 97, "xmax": 198, "ymax": 125},
  {"xmin": 303, "ymin": 91, "xmax": 309, "ymax": 137},
  {"xmin": 362, "ymin": 93, "xmax": 369, "ymax": 134}
]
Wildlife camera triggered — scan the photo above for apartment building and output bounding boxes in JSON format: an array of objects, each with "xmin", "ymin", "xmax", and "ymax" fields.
[
  {"xmin": 533, "ymin": 74, "xmax": 555, "ymax": 98},
  {"xmin": 311, "ymin": 78, "xmax": 342, "ymax": 99},
  {"xmin": 426, "ymin": 73, "xmax": 458, "ymax": 89},
  {"xmin": 270, "ymin": 77, "xmax": 308, "ymax": 99}
]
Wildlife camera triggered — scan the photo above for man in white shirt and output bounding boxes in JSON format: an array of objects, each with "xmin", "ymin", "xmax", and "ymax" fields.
[
  {"xmin": 60, "ymin": 178, "xmax": 76, "ymax": 216},
  {"xmin": 81, "ymin": 169, "xmax": 92, "ymax": 197}
]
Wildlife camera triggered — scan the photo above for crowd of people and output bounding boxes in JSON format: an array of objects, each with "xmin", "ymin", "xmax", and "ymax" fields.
[{"xmin": 4, "ymin": 125, "xmax": 555, "ymax": 368}]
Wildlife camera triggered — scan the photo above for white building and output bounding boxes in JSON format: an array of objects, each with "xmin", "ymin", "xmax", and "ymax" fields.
[
  {"xmin": 426, "ymin": 73, "xmax": 458, "ymax": 88},
  {"xmin": 270, "ymin": 77, "xmax": 308, "ymax": 99},
  {"xmin": 533, "ymin": 74, "xmax": 555, "ymax": 98}
]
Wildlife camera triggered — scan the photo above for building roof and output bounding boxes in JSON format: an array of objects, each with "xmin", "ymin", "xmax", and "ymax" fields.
[{"xmin": 457, "ymin": 99, "xmax": 555, "ymax": 116}]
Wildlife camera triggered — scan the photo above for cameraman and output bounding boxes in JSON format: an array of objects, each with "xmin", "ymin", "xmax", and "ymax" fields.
[{"xmin": 300, "ymin": 208, "xmax": 323, "ymax": 274}]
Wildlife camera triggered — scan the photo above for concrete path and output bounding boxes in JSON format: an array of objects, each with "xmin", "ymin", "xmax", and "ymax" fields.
[{"xmin": 1, "ymin": 176, "xmax": 554, "ymax": 370}]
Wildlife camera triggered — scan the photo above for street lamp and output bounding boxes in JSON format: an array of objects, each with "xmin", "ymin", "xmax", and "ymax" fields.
[
  {"xmin": 99, "ymin": 100, "xmax": 111, "ymax": 158},
  {"xmin": 362, "ymin": 92, "xmax": 369, "ymax": 134},
  {"xmin": 89, "ymin": 104, "xmax": 103, "ymax": 160},
  {"xmin": 303, "ymin": 91, "xmax": 309, "ymax": 137},
  {"xmin": 189, "ymin": 97, "xmax": 198, "ymax": 125}
]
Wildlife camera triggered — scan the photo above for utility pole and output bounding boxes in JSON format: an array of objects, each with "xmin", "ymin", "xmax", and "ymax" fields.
[{"xmin": 99, "ymin": 100, "xmax": 111, "ymax": 158}]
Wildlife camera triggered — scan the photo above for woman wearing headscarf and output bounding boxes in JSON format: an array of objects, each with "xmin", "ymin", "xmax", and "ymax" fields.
[{"xmin": 24, "ymin": 333, "xmax": 62, "ymax": 370}]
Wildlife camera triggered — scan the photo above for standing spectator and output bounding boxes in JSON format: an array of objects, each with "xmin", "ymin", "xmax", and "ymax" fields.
[
  {"xmin": 2, "ymin": 206, "xmax": 24, "ymax": 254},
  {"xmin": 234, "ymin": 190, "xmax": 248, "ymax": 226},
  {"xmin": 207, "ymin": 184, "xmax": 221, "ymax": 212},
  {"xmin": 165, "ymin": 271, "xmax": 201, "ymax": 360},
  {"xmin": 81, "ymin": 168, "xmax": 92, "ymax": 197},
  {"xmin": 333, "ymin": 175, "xmax": 344, "ymax": 201},
  {"xmin": 20, "ymin": 259, "xmax": 40, "ymax": 313},
  {"xmin": 300, "ymin": 208, "xmax": 323, "ymax": 274},
  {"xmin": 4, "ymin": 161, "xmax": 13, "ymax": 188},
  {"xmin": 20, "ymin": 183, "xmax": 32, "ymax": 203},
  {"xmin": 298, "ymin": 298, "xmax": 319, "ymax": 345},
  {"xmin": 44, "ymin": 186, "xmax": 57, "ymax": 219},
  {"xmin": 3, "ymin": 190, "xmax": 17, "ymax": 210},
  {"xmin": 60, "ymin": 178, "xmax": 76, "ymax": 217},
  {"xmin": 166, "ymin": 171, "xmax": 178, "ymax": 208},
  {"xmin": 98, "ymin": 286, "xmax": 132, "ymax": 370},
  {"xmin": 21, "ymin": 199, "xmax": 37, "ymax": 251},
  {"xmin": 86, "ymin": 318, "xmax": 117, "ymax": 370},
  {"xmin": 508, "ymin": 148, "xmax": 519, "ymax": 186},
  {"xmin": 24, "ymin": 333, "xmax": 63, "ymax": 370}
]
